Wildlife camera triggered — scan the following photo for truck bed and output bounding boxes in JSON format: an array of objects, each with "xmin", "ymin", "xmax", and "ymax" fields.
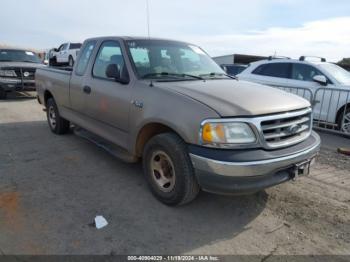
[{"xmin": 35, "ymin": 66, "xmax": 72, "ymax": 106}]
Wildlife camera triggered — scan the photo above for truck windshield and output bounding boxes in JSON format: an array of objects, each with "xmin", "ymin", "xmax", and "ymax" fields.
[
  {"xmin": 319, "ymin": 63, "xmax": 350, "ymax": 85},
  {"xmin": 0, "ymin": 49, "xmax": 41, "ymax": 63},
  {"xmin": 126, "ymin": 40, "xmax": 226, "ymax": 80}
]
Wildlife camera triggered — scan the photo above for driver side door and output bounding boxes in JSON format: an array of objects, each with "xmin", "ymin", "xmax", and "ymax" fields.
[{"xmin": 83, "ymin": 40, "xmax": 132, "ymax": 148}]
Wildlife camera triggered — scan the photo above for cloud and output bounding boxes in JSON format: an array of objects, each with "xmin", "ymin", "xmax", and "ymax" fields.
[
  {"xmin": 0, "ymin": 1, "xmax": 349, "ymax": 62},
  {"xmin": 183, "ymin": 17, "xmax": 350, "ymax": 62}
]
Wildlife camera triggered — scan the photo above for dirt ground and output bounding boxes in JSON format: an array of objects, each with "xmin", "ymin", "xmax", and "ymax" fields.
[{"xmin": 0, "ymin": 92, "xmax": 349, "ymax": 256}]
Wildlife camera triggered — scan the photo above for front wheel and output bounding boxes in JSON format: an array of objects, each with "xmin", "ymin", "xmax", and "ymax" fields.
[
  {"xmin": 338, "ymin": 107, "xmax": 350, "ymax": 134},
  {"xmin": 0, "ymin": 87, "xmax": 7, "ymax": 99},
  {"xmin": 142, "ymin": 133, "xmax": 200, "ymax": 206},
  {"xmin": 46, "ymin": 98, "xmax": 70, "ymax": 134}
]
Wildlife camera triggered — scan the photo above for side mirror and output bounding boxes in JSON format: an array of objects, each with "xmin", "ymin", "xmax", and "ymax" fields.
[
  {"xmin": 313, "ymin": 75, "xmax": 327, "ymax": 86},
  {"xmin": 105, "ymin": 64, "xmax": 129, "ymax": 84},
  {"xmin": 106, "ymin": 64, "xmax": 120, "ymax": 79}
]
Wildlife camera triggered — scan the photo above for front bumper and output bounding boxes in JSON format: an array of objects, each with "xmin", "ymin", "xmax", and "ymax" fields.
[
  {"xmin": 0, "ymin": 78, "xmax": 36, "ymax": 92},
  {"xmin": 189, "ymin": 131, "xmax": 321, "ymax": 195}
]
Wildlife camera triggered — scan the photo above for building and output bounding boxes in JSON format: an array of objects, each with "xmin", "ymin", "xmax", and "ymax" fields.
[{"xmin": 212, "ymin": 54, "xmax": 267, "ymax": 65}]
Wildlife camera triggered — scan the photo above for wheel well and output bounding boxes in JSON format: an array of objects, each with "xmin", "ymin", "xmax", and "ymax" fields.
[
  {"xmin": 336, "ymin": 103, "xmax": 350, "ymax": 124},
  {"xmin": 44, "ymin": 90, "xmax": 53, "ymax": 106},
  {"xmin": 135, "ymin": 123, "xmax": 180, "ymax": 157}
]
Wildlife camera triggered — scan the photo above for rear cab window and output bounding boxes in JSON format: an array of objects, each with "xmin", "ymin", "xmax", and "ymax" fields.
[
  {"xmin": 69, "ymin": 43, "xmax": 82, "ymax": 50},
  {"xmin": 75, "ymin": 41, "xmax": 97, "ymax": 76}
]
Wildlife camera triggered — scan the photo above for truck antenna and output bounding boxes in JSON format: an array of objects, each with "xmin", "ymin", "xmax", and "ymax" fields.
[{"xmin": 146, "ymin": 0, "xmax": 151, "ymax": 38}]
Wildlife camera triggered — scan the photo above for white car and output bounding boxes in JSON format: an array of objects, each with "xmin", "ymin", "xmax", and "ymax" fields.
[
  {"xmin": 50, "ymin": 42, "xmax": 82, "ymax": 66},
  {"xmin": 238, "ymin": 56, "xmax": 350, "ymax": 133}
]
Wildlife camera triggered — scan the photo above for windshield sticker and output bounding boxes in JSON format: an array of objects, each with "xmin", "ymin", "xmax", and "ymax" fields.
[
  {"xmin": 25, "ymin": 51, "xmax": 35, "ymax": 56},
  {"xmin": 189, "ymin": 45, "xmax": 206, "ymax": 55}
]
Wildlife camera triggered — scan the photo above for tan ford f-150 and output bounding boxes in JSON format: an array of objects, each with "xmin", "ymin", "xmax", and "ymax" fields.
[{"xmin": 36, "ymin": 36, "xmax": 321, "ymax": 206}]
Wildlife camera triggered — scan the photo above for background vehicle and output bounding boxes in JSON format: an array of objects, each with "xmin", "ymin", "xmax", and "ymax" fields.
[
  {"xmin": 36, "ymin": 37, "xmax": 320, "ymax": 206},
  {"xmin": 49, "ymin": 42, "xmax": 82, "ymax": 66},
  {"xmin": 221, "ymin": 64, "xmax": 248, "ymax": 76},
  {"xmin": 0, "ymin": 48, "xmax": 44, "ymax": 99},
  {"xmin": 238, "ymin": 56, "xmax": 350, "ymax": 133}
]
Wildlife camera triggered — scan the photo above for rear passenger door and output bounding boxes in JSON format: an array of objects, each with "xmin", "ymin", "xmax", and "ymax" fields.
[{"xmin": 249, "ymin": 62, "xmax": 292, "ymax": 88}]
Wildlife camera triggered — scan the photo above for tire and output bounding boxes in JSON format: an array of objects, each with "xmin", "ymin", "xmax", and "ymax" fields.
[
  {"xmin": 0, "ymin": 87, "xmax": 7, "ymax": 99},
  {"xmin": 68, "ymin": 56, "xmax": 74, "ymax": 67},
  {"xmin": 338, "ymin": 107, "xmax": 350, "ymax": 134},
  {"xmin": 46, "ymin": 98, "xmax": 70, "ymax": 134},
  {"xmin": 142, "ymin": 133, "xmax": 200, "ymax": 206}
]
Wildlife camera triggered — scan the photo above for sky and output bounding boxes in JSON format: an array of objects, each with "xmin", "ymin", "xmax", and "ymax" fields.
[{"xmin": 1, "ymin": 0, "xmax": 350, "ymax": 62}]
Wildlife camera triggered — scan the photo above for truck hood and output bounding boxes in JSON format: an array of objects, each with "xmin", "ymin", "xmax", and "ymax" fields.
[
  {"xmin": 0, "ymin": 61, "xmax": 45, "ymax": 69},
  {"xmin": 155, "ymin": 79, "xmax": 310, "ymax": 117}
]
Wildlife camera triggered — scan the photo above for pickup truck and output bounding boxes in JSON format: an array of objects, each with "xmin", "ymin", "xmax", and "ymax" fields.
[
  {"xmin": 49, "ymin": 42, "xmax": 82, "ymax": 67},
  {"xmin": 36, "ymin": 36, "xmax": 321, "ymax": 206},
  {"xmin": 0, "ymin": 48, "xmax": 44, "ymax": 99}
]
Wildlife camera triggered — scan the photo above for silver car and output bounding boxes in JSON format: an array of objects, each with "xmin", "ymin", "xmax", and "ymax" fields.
[{"xmin": 238, "ymin": 57, "xmax": 350, "ymax": 133}]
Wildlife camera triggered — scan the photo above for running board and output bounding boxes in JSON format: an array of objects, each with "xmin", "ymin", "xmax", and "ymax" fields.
[{"xmin": 74, "ymin": 127, "xmax": 138, "ymax": 163}]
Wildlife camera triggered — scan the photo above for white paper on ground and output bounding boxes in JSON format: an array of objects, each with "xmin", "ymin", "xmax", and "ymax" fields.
[{"xmin": 94, "ymin": 215, "xmax": 108, "ymax": 229}]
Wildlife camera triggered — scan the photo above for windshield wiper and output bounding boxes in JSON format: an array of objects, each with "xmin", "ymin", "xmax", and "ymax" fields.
[
  {"xmin": 142, "ymin": 72, "xmax": 204, "ymax": 80},
  {"xmin": 200, "ymin": 72, "xmax": 237, "ymax": 80}
]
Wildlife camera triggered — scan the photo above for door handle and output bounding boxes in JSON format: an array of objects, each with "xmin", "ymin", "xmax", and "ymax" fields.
[{"xmin": 83, "ymin": 85, "xmax": 91, "ymax": 94}]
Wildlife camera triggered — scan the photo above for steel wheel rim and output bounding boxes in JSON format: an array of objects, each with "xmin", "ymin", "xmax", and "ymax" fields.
[
  {"xmin": 48, "ymin": 106, "xmax": 57, "ymax": 129},
  {"xmin": 341, "ymin": 112, "xmax": 350, "ymax": 134},
  {"xmin": 150, "ymin": 150, "xmax": 176, "ymax": 193},
  {"xmin": 69, "ymin": 58, "xmax": 73, "ymax": 67}
]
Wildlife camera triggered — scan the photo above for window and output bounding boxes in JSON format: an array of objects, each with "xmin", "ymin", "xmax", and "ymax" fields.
[
  {"xmin": 319, "ymin": 63, "xmax": 349, "ymax": 85},
  {"xmin": 224, "ymin": 65, "xmax": 247, "ymax": 76},
  {"xmin": 252, "ymin": 63, "xmax": 291, "ymax": 78},
  {"xmin": 69, "ymin": 43, "xmax": 82, "ymax": 49},
  {"xmin": 127, "ymin": 40, "xmax": 223, "ymax": 79},
  {"xmin": 0, "ymin": 49, "xmax": 41, "ymax": 63},
  {"xmin": 75, "ymin": 41, "xmax": 96, "ymax": 76},
  {"xmin": 93, "ymin": 41, "xmax": 125, "ymax": 79},
  {"xmin": 292, "ymin": 63, "xmax": 325, "ymax": 82},
  {"xmin": 60, "ymin": 44, "xmax": 68, "ymax": 51}
]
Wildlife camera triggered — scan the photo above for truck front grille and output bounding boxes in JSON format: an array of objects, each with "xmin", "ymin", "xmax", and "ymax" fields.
[
  {"xmin": 2, "ymin": 67, "xmax": 36, "ymax": 81},
  {"xmin": 259, "ymin": 108, "xmax": 312, "ymax": 149}
]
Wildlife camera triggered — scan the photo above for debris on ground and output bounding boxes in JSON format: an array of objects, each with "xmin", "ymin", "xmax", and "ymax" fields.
[
  {"xmin": 94, "ymin": 215, "xmax": 108, "ymax": 229},
  {"xmin": 337, "ymin": 147, "xmax": 350, "ymax": 156}
]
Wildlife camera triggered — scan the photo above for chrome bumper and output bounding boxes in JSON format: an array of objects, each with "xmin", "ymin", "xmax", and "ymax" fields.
[{"xmin": 190, "ymin": 132, "xmax": 320, "ymax": 178}]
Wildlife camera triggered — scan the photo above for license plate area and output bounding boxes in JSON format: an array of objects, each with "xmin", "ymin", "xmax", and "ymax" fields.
[{"xmin": 293, "ymin": 157, "xmax": 315, "ymax": 180}]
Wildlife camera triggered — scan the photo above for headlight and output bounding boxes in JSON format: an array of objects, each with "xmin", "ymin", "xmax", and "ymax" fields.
[
  {"xmin": 201, "ymin": 121, "xmax": 256, "ymax": 147},
  {"xmin": 0, "ymin": 69, "xmax": 17, "ymax": 77}
]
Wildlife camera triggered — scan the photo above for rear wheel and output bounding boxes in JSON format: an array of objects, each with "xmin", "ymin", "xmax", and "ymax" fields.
[
  {"xmin": 0, "ymin": 87, "xmax": 7, "ymax": 99},
  {"xmin": 338, "ymin": 107, "xmax": 350, "ymax": 134},
  {"xmin": 142, "ymin": 133, "xmax": 200, "ymax": 206},
  {"xmin": 68, "ymin": 56, "xmax": 74, "ymax": 67},
  {"xmin": 46, "ymin": 98, "xmax": 70, "ymax": 134}
]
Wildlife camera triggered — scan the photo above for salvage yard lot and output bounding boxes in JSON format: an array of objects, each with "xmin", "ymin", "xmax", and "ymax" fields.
[{"xmin": 0, "ymin": 92, "xmax": 349, "ymax": 255}]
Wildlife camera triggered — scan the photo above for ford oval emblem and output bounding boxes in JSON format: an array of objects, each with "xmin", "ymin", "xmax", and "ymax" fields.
[
  {"xmin": 287, "ymin": 124, "xmax": 301, "ymax": 134},
  {"xmin": 23, "ymin": 71, "xmax": 30, "ymax": 77}
]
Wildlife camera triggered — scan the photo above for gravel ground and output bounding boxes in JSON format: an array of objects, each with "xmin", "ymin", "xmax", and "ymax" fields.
[{"xmin": 0, "ymin": 92, "xmax": 349, "ymax": 256}]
